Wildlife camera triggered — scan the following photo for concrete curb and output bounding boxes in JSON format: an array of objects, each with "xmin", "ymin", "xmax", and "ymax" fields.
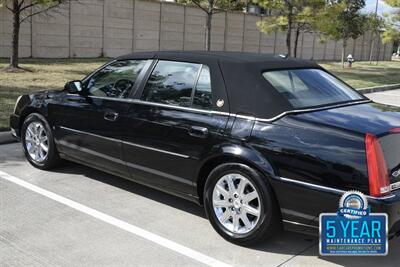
[
  {"xmin": 0, "ymin": 131, "xmax": 17, "ymax": 145},
  {"xmin": 358, "ymin": 83, "xmax": 400, "ymax": 94}
]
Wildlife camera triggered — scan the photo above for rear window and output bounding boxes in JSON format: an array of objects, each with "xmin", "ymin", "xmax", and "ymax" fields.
[
  {"xmin": 262, "ymin": 69, "xmax": 364, "ymax": 109},
  {"xmin": 379, "ymin": 134, "xmax": 400, "ymax": 183}
]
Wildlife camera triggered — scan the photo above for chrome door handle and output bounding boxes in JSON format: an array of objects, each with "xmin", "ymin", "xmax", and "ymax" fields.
[
  {"xmin": 189, "ymin": 126, "xmax": 209, "ymax": 138},
  {"xmin": 104, "ymin": 111, "xmax": 119, "ymax": 121}
]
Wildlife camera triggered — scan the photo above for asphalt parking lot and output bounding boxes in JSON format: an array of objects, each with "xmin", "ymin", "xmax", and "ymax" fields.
[{"xmin": 1, "ymin": 89, "xmax": 400, "ymax": 267}]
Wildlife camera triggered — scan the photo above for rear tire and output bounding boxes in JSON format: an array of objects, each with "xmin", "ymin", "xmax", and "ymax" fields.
[
  {"xmin": 21, "ymin": 113, "xmax": 61, "ymax": 170},
  {"xmin": 204, "ymin": 163, "xmax": 281, "ymax": 246}
]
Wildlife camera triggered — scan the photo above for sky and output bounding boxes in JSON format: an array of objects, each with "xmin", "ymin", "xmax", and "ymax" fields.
[{"xmin": 363, "ymin": 0, "xmax": 398, "ymax": 15}]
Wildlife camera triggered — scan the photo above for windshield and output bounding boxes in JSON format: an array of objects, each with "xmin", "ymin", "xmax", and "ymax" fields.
[{"xmin": 262, "ymin": 69, "xmax": 365, "ymax": 109}]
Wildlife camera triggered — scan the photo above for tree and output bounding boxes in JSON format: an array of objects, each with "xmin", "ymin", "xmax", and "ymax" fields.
[
  {"xmin": 254, "ymin": 0, "xmax": 325, "ymax": 57},
  {"xmin": 384, "ymin": 0, "xmax": 400, "ymax": 8},
  {"xmin": 315, "ymin": 0, "xmax": 367, "ymax": 68},
  {"xmin": 382, "ymin": 26, "xmax": 400, "ymax": 53},
  {"xmin": 365, "ymin": 13, "xmax": 385, "ymax": 63},
  {"xmin": 177, "ymin": 0, "xmax": 245, "ymax": 51},
  {"xmin": 0, "ymin": 0, "xmax": 68, "ymax": 70},
  {"xmin": 384, "ymin": 0, "xmax": 400, "ymax": 55}
]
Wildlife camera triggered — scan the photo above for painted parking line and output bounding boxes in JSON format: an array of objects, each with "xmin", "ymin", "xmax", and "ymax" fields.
[{"xmin": 0, "ymin": 170, "xmax": 232, "ymax": 267}]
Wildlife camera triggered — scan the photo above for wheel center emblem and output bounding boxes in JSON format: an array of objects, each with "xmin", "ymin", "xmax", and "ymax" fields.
[{"xmin": 233, "ymin": 199, "xmax": 241, "ymax": 209}]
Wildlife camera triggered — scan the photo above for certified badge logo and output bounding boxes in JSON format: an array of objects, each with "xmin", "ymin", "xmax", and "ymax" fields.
[
  {"xmin": 319, "ymin": 191, "xmax": 388, "ymax": 256},
  {"xmin": 338, "ymin": 191, "xmax": 369, "ymax": 219}
]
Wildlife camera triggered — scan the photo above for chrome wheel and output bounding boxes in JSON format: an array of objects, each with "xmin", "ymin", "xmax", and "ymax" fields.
[
  {"xmin": 212, "ymin": 173, "xmax": 261, "ymax": 234},
  {"xmin": 25, "ymin": 121, "xmax": 49, "ymax": 163}
]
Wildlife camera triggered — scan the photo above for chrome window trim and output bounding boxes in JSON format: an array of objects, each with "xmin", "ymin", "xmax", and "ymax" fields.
[
  {"xmin": 254, "ymin": 99, "xmax": 372, "ymax": 123},
  {"xmin": 79, "ymin": 95, "xmax": 371, "ymax": 122},
  {"xmin": 278, "ymin": 176, "xmax": 396, "ymax": 200},
  {"xmin": 130, "ymin": 99, "xmax": 230, "ymax": 116},
  {"xmin": 85, "ymin": 95, "xmax": 229, "ymax": 116},
  {"xmin": 59, "ymin": 126, "xmax": 190, "ymax": 159},
  {"xmin": 88, "ymin": 95, "xmax": 137, "ymax": 103}
]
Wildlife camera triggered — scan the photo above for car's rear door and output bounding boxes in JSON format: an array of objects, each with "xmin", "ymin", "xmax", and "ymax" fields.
[
  {"xmin": 120, "ymin": 59, "xmax": 229, "ymax": 197},
  {"xmin": 51, "ymin": 59, "xmax": 151, "ymax": 177}
]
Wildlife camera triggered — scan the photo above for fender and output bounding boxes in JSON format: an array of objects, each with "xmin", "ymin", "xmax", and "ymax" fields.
[
  {"xmin": 11, "ymin": 92, "xmax": 53, "ymax": 138},
  {"xmin": 197, "ymin": 142, "xmax": 276, "ymax": 186},
  {"xmin": 216, "ymin": 144, "xmax": 276, "ymax": 178}
]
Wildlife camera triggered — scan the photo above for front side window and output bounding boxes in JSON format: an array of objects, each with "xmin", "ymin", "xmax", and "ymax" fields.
[
  {"xmin": 85, "ymin": 60, "xmax": 147, "ymax": 98},
  {"xmin": 263, "ymin": 69, "xmax": 364, "ymax": 109},
  {"xmin": 141, "ymin": 61, "xmax": 201, "ymax": 107}
]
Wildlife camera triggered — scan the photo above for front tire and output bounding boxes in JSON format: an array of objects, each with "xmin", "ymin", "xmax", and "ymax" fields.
[
  {"xmin": 21, "ymin": 113, "xmax": 61, "ymax": 170},
  {"xmin": 204, "ymin": 163, "xmax": 281, "ymax": 246}
]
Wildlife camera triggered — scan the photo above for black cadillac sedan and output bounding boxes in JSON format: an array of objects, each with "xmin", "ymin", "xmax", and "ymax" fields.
[{"xmin": 10, "ymin": 51, "xmax": 400, "ymax": 245}]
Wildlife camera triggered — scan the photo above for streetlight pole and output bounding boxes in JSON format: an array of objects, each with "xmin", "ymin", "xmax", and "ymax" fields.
[{"xmin": 369, "ymin": 0, "xmax": 379, "ymax": 63}]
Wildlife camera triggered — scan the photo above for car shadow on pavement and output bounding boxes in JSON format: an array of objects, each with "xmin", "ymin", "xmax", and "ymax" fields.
[
  {"xmin": 51, "ymin": 162, "xmax": 400, "ymax": 263},
  {"xmin": 49, "ymin": 161, "xmax": 322, "ymax": 256},
  {"xmin": 52, "ymin": 161, "xmax": 207, "ymax": 218}
]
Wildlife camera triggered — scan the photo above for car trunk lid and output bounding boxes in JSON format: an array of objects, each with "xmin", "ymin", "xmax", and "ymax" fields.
[
  {"xmin": 286, "ymin": 101, "xmax": 400, "ymax": 136},
  {"xmin": 282, "ymin": 101, "xmax": 400, "ymax": 195}
]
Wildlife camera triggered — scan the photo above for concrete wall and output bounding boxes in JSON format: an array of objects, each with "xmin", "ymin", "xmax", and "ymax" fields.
[
  {"xmin": 0, "ymin": 6, "xmax": 31, "ymax": 58},
  {"xmin": 0, "ymin": 0, "xmax": 393, "ymax": 60}
]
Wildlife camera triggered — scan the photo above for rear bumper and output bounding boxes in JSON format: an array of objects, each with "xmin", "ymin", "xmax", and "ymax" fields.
[
  {"xmin": 9, "ymin": 114, "xmax": 21, "ymax": 140},
  {"xmin": 285, "ymin": 192, "xmax": 400, "ymax": 239}
]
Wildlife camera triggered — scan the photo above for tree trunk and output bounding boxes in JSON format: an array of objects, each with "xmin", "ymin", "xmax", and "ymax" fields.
[
  {"xmin": 369, "ymin": 31, "xmax": 375, "ymax": 64},
  {"xmin": 286, "ymin": 10, "xmax": 293, "ymax": 57},
  {"xmin": 341, "ymin": 39, "xmax": 347, "ymax": 68},
  {"xmin": 376, "ymin": 34, "xmax": 381, "ymax": 65},
  {"xmin": 397, "ymin": 44, "xmax": 400, "ymax": 55},
  {"xmin": 10, "ymin": 0, "xmax": 21, "ymax": 69},
  {"xmin": 293, "ymin": 26, "xmax": 300, "ymax": 58},
  {"xmin": 205, "ymin": 12, "xmax": 212, "ymax": 51}
]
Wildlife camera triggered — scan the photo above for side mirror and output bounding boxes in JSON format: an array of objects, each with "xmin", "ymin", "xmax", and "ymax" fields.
[{"xmin": 64, "ymin": 80, "xmax": 83, "ymax": 94}]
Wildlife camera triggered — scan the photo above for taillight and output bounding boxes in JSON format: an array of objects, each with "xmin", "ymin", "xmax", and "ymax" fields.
[{"xmin": 365, "ymin": 133, "xmax": 390, "ymax": 197}]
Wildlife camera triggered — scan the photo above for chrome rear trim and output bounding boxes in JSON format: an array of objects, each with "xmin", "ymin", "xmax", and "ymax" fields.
[
  {"xmin": 283, "ymin": 220, "xmax": 319, "ymax": 229},
  {"xmin": 279, "ymin": 176, "xmax": 396, "ymax": 200}
]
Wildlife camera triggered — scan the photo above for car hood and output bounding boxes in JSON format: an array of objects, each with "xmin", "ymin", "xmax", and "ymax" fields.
[{"xmin": 280, "ymin": 102, "xmax": 400, "ymax": 136}]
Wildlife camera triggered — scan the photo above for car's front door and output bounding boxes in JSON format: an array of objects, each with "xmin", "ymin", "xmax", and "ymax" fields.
[
  {"xmin": 120, "ymin": 60, "xmax": 229, "ymax": 197},
  {"xmin": 51, "ymin": 59, "xmax": 151, "ymax": 177}
]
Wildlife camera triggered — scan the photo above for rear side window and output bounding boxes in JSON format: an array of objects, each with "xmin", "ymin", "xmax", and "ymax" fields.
[
  {"xmin": 141, "ymin": 61, "xmax": 201, "ymax": 107},
  {"xmin": 262, "ymin": 69, "xmax": 364, "ymax": 109},
  {"xmin": 192, "ymin": 65, "xmax": 212, "ymax": 109},
  {"xmin": 85, "ymin": 60, "xmax": 147, "ymax": 98}
]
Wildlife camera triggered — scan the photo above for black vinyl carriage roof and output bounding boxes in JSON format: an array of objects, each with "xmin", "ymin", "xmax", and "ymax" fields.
[{"xmin": 117, "ymin": 51, "xmax": 327, "ymax": 119}]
